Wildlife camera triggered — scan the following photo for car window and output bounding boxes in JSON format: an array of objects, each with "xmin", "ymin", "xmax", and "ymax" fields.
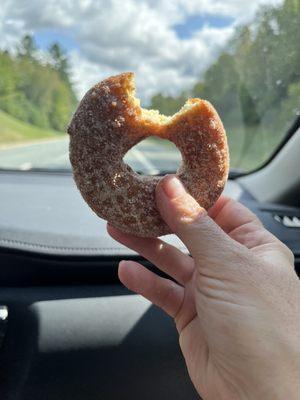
[{"xmin": 0, "ymin": 0, "xmax": 299, "ymax": 173}]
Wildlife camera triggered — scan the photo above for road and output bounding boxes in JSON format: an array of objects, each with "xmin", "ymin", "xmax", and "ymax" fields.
[{"xmin": 0, "ymin": 137, "xmax": 181, "ymax": 174}]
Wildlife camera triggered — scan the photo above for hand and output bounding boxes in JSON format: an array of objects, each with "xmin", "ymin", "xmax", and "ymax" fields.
[{"xmin": 107, "ymin": 175, "xmax": 300, "ymax": 400}]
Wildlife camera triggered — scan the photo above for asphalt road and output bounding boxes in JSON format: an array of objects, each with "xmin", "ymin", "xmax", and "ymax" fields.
[{"xmin": 0, "ymin": 136, "xmax": 181, "ymax": 174}]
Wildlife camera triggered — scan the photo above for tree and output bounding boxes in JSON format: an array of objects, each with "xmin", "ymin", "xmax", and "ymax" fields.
[
  {"xmin": 150, "ymin": 93, "xmax": 186, "ymax": 116},
  {"xmin": 239, "ymin": 84, "xmax": 261, "ymax": 127},
  {"xmin": 18, "ymin": 34, "xmax": 36, "ymax": 58},
  {"xmin": 0, "ymin": 42, "xmax": 77, "ymax": 131},
  {"xmin": 199, "ymin": 53, "xmax": 242, "ymax": 126},
  {"xmin": 277, "ymin": 81, "xmax": 300, "ymax": 131},
  {"xmin": 49, "ymin": 43, "xmax": 69, "ymax": 82}
]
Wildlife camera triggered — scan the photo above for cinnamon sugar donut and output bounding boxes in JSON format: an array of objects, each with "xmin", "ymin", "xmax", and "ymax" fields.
[{"xmin": 68, "ymin": 72, "xmax": 229, "ymax": 237}]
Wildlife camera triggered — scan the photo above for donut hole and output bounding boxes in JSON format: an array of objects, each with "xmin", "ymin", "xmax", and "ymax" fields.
[
  {"xmin": 124, "ymin": 137, "xmax": 181, "ymax": 175},
  {"xmin": 122, "ymin": 73, "xmax": 200, "ymax": 175}
]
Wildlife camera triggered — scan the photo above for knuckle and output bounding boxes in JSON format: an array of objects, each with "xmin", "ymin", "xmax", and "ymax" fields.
[
  {"xmin": 160, "ymin": 281, "xmax": 178, "ymax": 304},
  {"xmin": 282, "ymin": 245, "xmax": 295, "ymax": 265},
  {"xmin": 172, "ymin": 196, "xmax": 205, "ymax": 227},
  {"xmin": 154, "ymin": 248, "xmax": 167, "ymax": 267}
]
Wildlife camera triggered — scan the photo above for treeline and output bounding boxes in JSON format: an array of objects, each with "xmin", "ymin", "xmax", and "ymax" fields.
[
  {"xmin": 0, "ymin": 35, "xmax": 77, "ymax": 131},
  {"xmin": 150, "ymin": 0, "xmax": 300, "ymax": 167}
]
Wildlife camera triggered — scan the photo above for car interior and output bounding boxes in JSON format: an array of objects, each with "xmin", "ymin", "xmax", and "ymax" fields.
[
  {"xmin": 0, "ymin": 118, "xmax": 299, "ymax": 399},
  {"xmin": 1, "ymin": 0, "xmax": 300, "ymax": 398}
]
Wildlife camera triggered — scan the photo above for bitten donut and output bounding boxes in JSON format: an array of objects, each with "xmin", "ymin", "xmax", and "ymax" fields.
[{"xmin": 68, "ymin": 72, "xmax": 229, "ymax": 237}]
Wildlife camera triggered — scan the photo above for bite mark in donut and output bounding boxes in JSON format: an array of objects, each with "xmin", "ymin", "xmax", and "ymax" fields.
[{"xmin": 68, "ymin": 72, "xmax": 229, "ymax": 237}]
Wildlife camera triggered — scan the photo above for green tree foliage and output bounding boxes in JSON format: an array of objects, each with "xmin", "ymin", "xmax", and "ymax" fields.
[
  {"xmin": 150, "ymin": 93, "xmax": 187, "ymax": 116},
  {"xmin": 18, "ymin": 34, "xmax": 37, "ymax": 58},
  {"xmin": 0, "ymin": 35, "xmax": 77, "ymax": 131},
  {"xmin": 150, "ymin": 0, "xmax": 300, "ymax": 169},
  {"xmin": 49, "ymin": 43, "xmax": 70, "ymax": 84},
  {"xmin": 239, "ymin": 84, "xmax": 261, "ymax": 127}
]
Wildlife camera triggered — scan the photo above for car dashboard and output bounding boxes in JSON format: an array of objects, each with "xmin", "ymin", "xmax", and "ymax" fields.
[{"xmin": 0, "ymin": 170, "xmax": 299, "ymax": 400}]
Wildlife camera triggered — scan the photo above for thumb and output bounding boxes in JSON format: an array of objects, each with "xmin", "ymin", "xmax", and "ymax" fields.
[{"xmin": 156, "ymin": 175, "xmax": 239, "ymax": 262}]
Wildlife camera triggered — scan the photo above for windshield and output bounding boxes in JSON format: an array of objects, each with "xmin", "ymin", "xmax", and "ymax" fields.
[{"xmin": 0, "ymin": 0, "xmax": 299, "ymax": 174}]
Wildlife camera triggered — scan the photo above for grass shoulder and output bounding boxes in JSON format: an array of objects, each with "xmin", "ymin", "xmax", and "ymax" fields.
[{"xmin": 0, "ymin": 110, "xmax": 64, "ymax": 147}]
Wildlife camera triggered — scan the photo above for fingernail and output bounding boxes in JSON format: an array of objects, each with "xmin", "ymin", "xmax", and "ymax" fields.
[
  {"xmin": 163, "ymin": 176, "xmax": 186, "ymax": 199},
  {"xmin": 119, "ymin": 260, "xmax": 135, "ymax": 270},
  {"xmin": 119, "ymin": 260, "xmax": 126, "ymax": 267}
]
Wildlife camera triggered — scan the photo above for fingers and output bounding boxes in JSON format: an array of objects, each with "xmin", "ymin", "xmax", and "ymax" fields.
[
  {"xmin": 118, "ymin": 260, "xmax": 184, "ymax": 318},
  {"xmin": 107, "ymin": 224, "xmax": 194, "ymax": 285},
  {"xmin": 208, "ymin": 196, "xmax": 283, "ymax": 252},
  {"xmin": 155, "ymin": 175, "xmax": 237, "ymax": 261},
  {"xmin": 208, "ymin": 195, "xmax": 262, "ymax": 235}
]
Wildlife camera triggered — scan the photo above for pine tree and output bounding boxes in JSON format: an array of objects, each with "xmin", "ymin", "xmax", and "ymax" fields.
[
  {"xmin": 49, "ymin": 43, "xmax": 69, "ymax": 83},
  {"xmin": 18, "ymin": 35, "xmax": 36, "ymax": 58}
]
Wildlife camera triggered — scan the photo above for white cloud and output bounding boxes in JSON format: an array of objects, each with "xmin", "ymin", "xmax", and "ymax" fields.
[{"xmin": 1, "ymin": 0, "xmax": 284, "ymax": 104}]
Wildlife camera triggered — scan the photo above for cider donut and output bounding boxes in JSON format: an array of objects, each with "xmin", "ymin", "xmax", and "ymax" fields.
[{"xmin": 68, "ymin": 72, "xmax": 229, "ymax": 237}]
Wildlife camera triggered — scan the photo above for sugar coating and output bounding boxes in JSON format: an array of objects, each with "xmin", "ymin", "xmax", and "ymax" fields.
[{"xmin": 68, "ymin": 72, "xmax": 229, "ymax": 237}]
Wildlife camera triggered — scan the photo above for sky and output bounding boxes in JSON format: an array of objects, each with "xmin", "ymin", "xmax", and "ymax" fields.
[{"xmin": 0, "ymin": 0, "xmax": 284, "ymax": 104}]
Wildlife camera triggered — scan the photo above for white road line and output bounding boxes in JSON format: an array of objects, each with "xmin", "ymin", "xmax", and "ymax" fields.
[
  {"xmin": 0, "ymin": 137, "xmax": 68, "ymax": 151},
  {"xmin": 54, "ymin": 152, "xmax": 69, "ymax": 163},
  {"xmin": 130, "ymin": 148, "xmax": 159, "ymax": 174},
  {"xmin": 20, "ymin": 162, "xmax": 32, "ymax": 170}
]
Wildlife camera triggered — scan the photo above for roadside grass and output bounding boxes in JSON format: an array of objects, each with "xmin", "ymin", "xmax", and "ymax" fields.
[
  {"xmin": 0, "ymin": 109, "xmax": 286, "ymax": 173},
  {"xmin": 0, "ymin": 110, "xmax": 65, "ymax": 147},
  {"xmin": 227, "ymin": 125, "xmax": 285, "ymax": 171}
]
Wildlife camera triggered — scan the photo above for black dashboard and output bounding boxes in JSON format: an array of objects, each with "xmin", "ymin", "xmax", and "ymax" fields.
[{"xmin": 0, "ymin": 171, "xmax": 299, "ymax": 400}]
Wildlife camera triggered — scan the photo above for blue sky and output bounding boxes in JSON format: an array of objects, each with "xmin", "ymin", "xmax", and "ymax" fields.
[
  {"xmin": 34, "ymin": 29, "xmax": 77, "ymax": 52},
  {"xmin": 2, "ymin": 0, "xmax": 280, "ymax": 101},
  {"xmin": 27, "ymin": 9, "xmax": 237, "ymax": 100},
  {"xmin": 33, "ymin": 14, "xmax": 235, "ymax": 52},
  {"xmin": 174, "ymin": 14, "xmax": 234, "ymax": 39}
]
